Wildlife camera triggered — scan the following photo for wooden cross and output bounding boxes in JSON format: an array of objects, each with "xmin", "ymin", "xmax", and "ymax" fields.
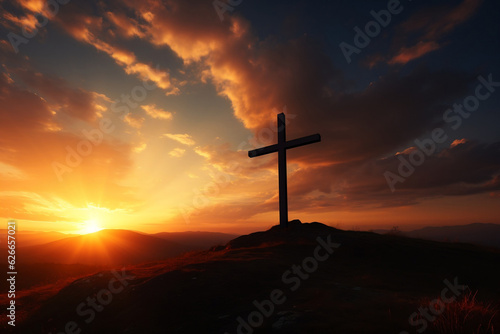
[{"xmin": 248, "ymin": 113, "xmax": 321, "ymax": 227}]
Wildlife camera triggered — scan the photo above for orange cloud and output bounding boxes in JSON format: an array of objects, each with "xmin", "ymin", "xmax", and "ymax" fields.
[
  {"xmin": 396, "ymin": 147, "xmax": 418, "ymax": 156},
  {"xmin": 0, "ymin": 162, "xmax": 27, "ymax": 180},
  {"xmin": 142, "ymin": 104, "xmax": 173, "ymax": 120},
  {"xmin": 125, "ymin": 63, "xmax": 176, "ymax": 92},
  {"xmin": 16, "ymin": 0, "xmax": 46, "ymax": 14},
  {"xmin": 450, "ymin": 138, "xmax": 468, "ymax": 148},
  {"xmin": 124, "ymin": 113, "xmax": 145, "ymax": 129},
  {"xmin": 125, "ymin": 0, "xmax": 228, "ymax": 61},
  {"xmin": 389, "ymin": 41, "xmax": 440, "ymax": 65},
  {"xmin": 133, "ymin": 142, "xmax": 147, "ymax": 153},
  {"xmin": 106, "ymin": 11, "xmax": 145, "ymax": 38},
  {"xmin": 162, "ymin": 134, "xmax": 195, "ymax": 146},
  {"xmin": 2, "ymin": 12, "xmax": 39, "ymax": 31},
  {"xmin": 169, "ymin": 148, "xmax": 186, "ymax": 158},
  {"xmin": 109, "ymin": 46, "xmax": 137, "ymax": 66}
]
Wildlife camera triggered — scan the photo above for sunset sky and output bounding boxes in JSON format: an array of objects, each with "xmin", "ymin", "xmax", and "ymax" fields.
[{"xmin": 0, "ymin": 0, "xmax": 499, "ymax": 234}]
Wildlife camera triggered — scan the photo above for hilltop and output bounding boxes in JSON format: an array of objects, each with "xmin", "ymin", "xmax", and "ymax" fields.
[{"xmin": 9, "ymin": 221, "xmax": 500, "ymax": 333}]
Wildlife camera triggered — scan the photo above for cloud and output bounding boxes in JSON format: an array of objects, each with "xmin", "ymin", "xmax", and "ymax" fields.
[
  {"xmin": 259, "ymin": 139, "xmax": 500, "ymax": 215},
  {"xmin": 47, "ymin": 2, "xmax": 177, "ymax": 94},
  {"xmin": 450, "ymin": 138, "xmax": 468, "ymax": 148},
  {"xmin": 124, "ymin": 62, "xmax": 176, "ymax": 93},
  {"xmin": 16, "ymin": 0, "xmax": 46, "ymax": 14},
  {"xmin": 2, "ymin": 11, "xmax": 39, "ymax": 31},
  {"xmin": 142, "ymin": 104, "xmax": 173, "ymax": 120},
  {"xmin": 0, "ymin": 0, "xmax": 57, "ymax": 34},
  {"xmin": 10, "ymin": 67, "xmax": 106, "ymax": 122},
  {"xmin": 371, "ymin": 0, "xmax": 483, "ymax": 66},
  {"xmin": 383, "ymin": 141, "xmax": 500, "ymax": 194},
  {"xmin": 133, "ymin": 142, "xmax": 147, "ymax": 153},
  {"xmin": 0, "ymin": 191, "xmax": 73, "ymax": 222},
  {"xmin": 121, "ymin": 0, "xmax": 235, "ymax": 62},
  {"xmin": 106, "ymin": 11, "xmax": 145, "ymax": 38},
  {"xmin": 0, "ymin": 162, "xmax": 27, "ymax": 180},
  {"xmin": 162, "ymin": 133, "xmax": 195, "ymax": 146},
  {"xmin": 388, "ymin": 41, "xmax": 440, "ymax": 65},
  {"xmin": 194, "ymin": 143, "xmax": 275, "ymax": 178},
  {"xmin": 169, "ymin": 148, "xmax": 186, "ymax": 158},
  {"xmin": 396, "ymin": 147, "xmax": 418, "ymax": 156},
  {"xmin": 124, "ymin": 113, "xmax": 145, "ymax": 129},
  {"xmin": 0, "ymin": 70, "xmax": 54, "ymax": 137}
]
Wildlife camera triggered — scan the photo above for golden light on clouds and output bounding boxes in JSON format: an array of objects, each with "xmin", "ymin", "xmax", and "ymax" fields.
[
  {"xmin": 141, "ymin": 104, "xmax": 174, "ymax": 120},
  {"xmin": 169, "ymin": 148, "xmax": 186, "ymax": 158},
  {"xmin": 162, "ymin": 133, "xmax": 196, "ymax": 146}
]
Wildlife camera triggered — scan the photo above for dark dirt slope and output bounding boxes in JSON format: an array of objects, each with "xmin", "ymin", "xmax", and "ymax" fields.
[
  {"xmin": 153, "ymin": 231, "xmax": 239, "ymax": 250},
  {"xmin": 15, "ymin": 221, "xmax": 500, "ymax": 334}
]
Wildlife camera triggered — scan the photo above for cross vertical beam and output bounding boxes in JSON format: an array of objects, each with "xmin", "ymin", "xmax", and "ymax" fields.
[
  {"xmin": 248, "ymin": 113, "xmax": 321, "ymax": 228},
  {"xmin": 277, "ymin": 113, "xmax": 288, "ymax": 228}
]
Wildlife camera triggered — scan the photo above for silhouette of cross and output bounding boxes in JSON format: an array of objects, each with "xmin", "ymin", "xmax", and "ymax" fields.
[{"xmin": 248, "ymin": 113, "xmax": 321, "ymax": 227}]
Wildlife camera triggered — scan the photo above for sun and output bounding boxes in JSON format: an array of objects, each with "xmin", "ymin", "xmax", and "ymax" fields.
[{"xmin": 81, "ymin": 219, "xmax": 103, "ymax": 234}]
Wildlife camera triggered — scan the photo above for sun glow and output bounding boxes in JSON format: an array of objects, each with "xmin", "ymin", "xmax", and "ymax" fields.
[{"xmin": 81, "ymin": 219, "xmax": 103, "ymax": 234}]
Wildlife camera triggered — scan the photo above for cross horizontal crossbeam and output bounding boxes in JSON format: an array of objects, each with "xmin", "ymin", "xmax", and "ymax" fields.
[{"xmin": 248, "ymin": 134, "xmax": 321, "ymax": 158}]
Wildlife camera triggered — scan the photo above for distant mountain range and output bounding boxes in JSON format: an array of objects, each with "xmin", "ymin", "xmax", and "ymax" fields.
[
  {"xmin": 373, "ymin": 223, "xmax": 500, "ymax": 249},
  {"xmin": 0, "ymin": 229, "xmax": 238, "ymax": 248},
  {"xmin": 3, "ymin": 229, "xmax": 238, "ymax": 266},
  {"xmin": 0, "ymin": 229, "xmax": 78, "ymax": 247},
  {"xmin": 16, "ymin": 229, "xmax": 187, "ymax": 265}
]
